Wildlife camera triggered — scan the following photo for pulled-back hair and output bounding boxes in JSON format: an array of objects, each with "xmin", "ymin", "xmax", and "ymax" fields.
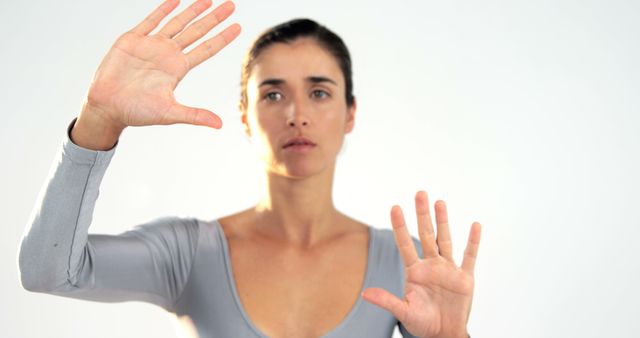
[{"xmin": 239, "ymin": 18, "xmax": 355, "ymax": 111}]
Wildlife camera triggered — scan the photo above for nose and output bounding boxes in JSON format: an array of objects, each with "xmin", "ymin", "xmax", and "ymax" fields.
[
  {"xmin": 288, "ymin": 119, "xmax": 308, "ymax": 127},
  {"xmin": 287, "ymin": 97, "xmax": 310, "ymax": 127}
]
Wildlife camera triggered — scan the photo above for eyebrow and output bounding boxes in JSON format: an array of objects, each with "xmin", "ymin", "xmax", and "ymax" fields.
[
  {"xmin": 258, "ymin": 76, "xmax": 337, "ymax": 87},
  {"xmin": 308, "ymin": 76, "xmax": 337, "ymax": 85}
]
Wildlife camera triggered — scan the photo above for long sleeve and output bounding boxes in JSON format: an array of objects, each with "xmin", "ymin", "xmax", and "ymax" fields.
[{"xmin": 18, "ymin": 118, "xmax": 199, "ymax": 312}]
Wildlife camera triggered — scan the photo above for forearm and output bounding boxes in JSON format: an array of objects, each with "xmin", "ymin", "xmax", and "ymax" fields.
[{"xmin": 18, "ymin": 118, "xmax": 116, "ymax": 291}]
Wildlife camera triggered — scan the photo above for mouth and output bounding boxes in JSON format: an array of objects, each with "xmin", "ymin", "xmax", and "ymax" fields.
[{"xmin": 283, "ymin": 137, "xmax": 317, "ymax": 149}]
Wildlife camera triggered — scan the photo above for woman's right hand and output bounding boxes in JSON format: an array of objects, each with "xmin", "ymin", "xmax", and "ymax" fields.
[{"xmin": 72, "ymin": 0, "xmax": 241, "ymax": 150}]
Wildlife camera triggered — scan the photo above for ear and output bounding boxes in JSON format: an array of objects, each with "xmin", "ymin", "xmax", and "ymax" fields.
[
  {"xmin": 344, "ymin": 97, "xmax": 357, "ymax": 134},
  {"xmin": 239, "ymin": 101, "xmax": 252, "ymax": 138},
  {"xmin": 241, "ymin": 112, "xmax": 252, "ymax": 137}
]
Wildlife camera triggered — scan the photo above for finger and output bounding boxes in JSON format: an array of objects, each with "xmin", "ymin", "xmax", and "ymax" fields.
[
  {"xmin": 361, "ymin": 288, "xmax": 409, "ymax": 323},
  {"xmin": 164, "ymin": 102, "xmax": 223, "ymax": 128},
  {"xmin": 186, "ymin": 23, "xmax": 241, "ymax": 69},
  {"xmin": 461, "ymin": 222, "xmax": 482, "ymax": 275},
  {"xmin": 157, "ymin": 0, "xmax": 213, "ymax": 38},
  {"xmin": 391, "ymin": 205, "xmax": 420, "ymax": 267},
  {"xmin": 415, "ymin": 191, "xmax": 439, "ymax": 258},
  {"xmin": 434, "ymin": 200, "xmax": 454, "ymax": 262},
  {"xmin": 131, "ymin": 0, "xmax": 181, "ymax": 36},
  {"xmin": 174, "ymin": 1, "xmax": 236, "ymax": 49}
]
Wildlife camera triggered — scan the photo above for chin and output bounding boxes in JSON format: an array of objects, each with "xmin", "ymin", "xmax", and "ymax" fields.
[
  {"xmin": 270, "ymin": 160, "xmax": 330, "ymax": 180},
  {"xmin": 280, "ymin": 166, "xmax": 323, "ymax": 179}
]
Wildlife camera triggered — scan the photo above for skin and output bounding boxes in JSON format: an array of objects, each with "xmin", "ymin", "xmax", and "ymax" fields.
[
  {"xmin": 217, "ymin": 38, "xmax": 369, "ymax": 337},
  {"xmin": 230, "ymin": 38, "xmax": 359, "ymax": 245},
  {"xmin": 69, "ymin": 1, "xmax": 482, "ymax": 337}
]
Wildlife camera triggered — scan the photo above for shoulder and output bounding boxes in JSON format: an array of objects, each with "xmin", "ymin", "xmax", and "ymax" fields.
[
  {"xmin": 216, "ymin": 208, "xmax": 257, "ymax": 241},
  {"xmin": 369, "ymin": 226, "xmax": 424, "ymax": 263},
  {"xmin": 124, "ymin": 216, "xmax": 201, "ymax": 255},
  {"xmin": 129, "ymin": 216, "xmax": 200, "ymax": 238},
  {"xmin": 366, "ymin": 227, "xmax": 424, "ymax": 296}
]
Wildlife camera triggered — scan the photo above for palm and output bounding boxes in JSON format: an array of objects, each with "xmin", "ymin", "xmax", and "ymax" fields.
[
  {"xmin": 400, "ymin": 256, "xmax": 474, "ymax": 337},
  {"xmin": 90, "ymin": 33, "xmax": 187, "ymax": 127},
  {"xmin": 362, "ymin": 191, "xmax": 481, "ymax": 338},
  {"xmin": 85, "ymin": 0, "xmax": 241, "ymax": 129}
]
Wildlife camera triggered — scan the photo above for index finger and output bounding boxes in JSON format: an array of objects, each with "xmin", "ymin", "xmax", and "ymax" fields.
[
  {"xmin": 390, "ymin": 205, "xmax": 420, "ymax": 267},
  {"xmin": 131, "ymin": 0, "xmax": 181, "ymax": 35}
]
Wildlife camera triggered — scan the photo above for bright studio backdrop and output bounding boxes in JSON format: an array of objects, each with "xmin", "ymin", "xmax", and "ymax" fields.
[{"xmin": 2, "ymin": 0, "xmax": 639, "ymax": 337}]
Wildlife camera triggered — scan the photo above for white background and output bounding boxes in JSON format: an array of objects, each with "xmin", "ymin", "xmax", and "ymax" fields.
[{"xmin": 2, "ymin": 0, "xmax": 639, "ymax": 337}]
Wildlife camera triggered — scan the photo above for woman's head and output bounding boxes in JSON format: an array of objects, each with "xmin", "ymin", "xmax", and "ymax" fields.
[
  {"xmin": 240, "ymin": 19, "xmax": 356, "ymax": 179},
  {"xmin": 239, "ymin": 19, "xmax": 354, "ymax": 112}
]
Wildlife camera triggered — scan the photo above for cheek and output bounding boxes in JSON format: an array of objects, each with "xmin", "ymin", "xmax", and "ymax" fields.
[
  {"xmin": 250, "ymin": 113, "xmax": 283, "ymax": 150},
  {"xmin": 321, "ymin": 108, "xmax": 348, "ymax": 132},
  {"xmin": 319, "ymin": 110, "xmax": 348, "ymax": 150}
]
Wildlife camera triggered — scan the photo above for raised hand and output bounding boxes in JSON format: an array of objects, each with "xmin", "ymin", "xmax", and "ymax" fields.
[
  {"xmin": 362, "ymin": 191, "xmax": 481, "ymax": 338},
  {"xmin": 73, "ymin": 0, "xmax": 241, "ymax": 150}
]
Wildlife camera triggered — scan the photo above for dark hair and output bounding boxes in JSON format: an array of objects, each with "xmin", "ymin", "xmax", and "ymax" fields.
[{"xmin": 239, "ymin": 18, "xmax": 355, "ymax": 111}]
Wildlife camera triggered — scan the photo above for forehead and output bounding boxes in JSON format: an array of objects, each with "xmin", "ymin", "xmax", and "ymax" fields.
[{"xmin": 248, "ymin": 38, "xmax": 344, "ymax": 87}]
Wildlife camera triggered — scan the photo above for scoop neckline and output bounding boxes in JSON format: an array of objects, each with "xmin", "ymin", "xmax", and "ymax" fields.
[{"xmin": 213, "ymin": 219, "xmax": 376, "ymax": 338}]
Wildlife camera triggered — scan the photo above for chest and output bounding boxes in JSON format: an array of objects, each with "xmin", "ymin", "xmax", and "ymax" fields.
[{"xmin": 227, "ymin": 238, "xmax": 369, "ymax": 338}]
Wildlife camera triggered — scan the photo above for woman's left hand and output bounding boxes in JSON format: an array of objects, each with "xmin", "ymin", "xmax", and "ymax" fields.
[{"xmin": 362, "ymin": 191, "xmax": 481, "ymax": 338}]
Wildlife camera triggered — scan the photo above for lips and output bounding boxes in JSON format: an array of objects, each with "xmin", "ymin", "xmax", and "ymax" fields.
[{"xmin": 283, "ymin": 137, "xmax": 316, "ymax": 148}]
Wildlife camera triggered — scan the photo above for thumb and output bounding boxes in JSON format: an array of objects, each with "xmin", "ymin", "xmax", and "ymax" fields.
[
  {"xmin": 362, "ymin": 287, "xmax": 409, "ymax": 322},
  {"xmin": 166, "ymin": 102, "xmax": 223, "ymax": 129}
]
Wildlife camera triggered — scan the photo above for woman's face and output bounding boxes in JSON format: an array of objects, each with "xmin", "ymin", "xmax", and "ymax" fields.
[{"xmin": 242, "ymin": 38, "xmax": 356, "ymax": 179}]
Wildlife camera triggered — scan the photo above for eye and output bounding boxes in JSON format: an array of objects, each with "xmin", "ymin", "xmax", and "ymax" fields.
[
  {"xmin": 311, "ymin": 90, "xmax": 330, "ymax": 99},
  {"xmin": 264, "ymin": 92, "xmax": 283, "ymax": 102}
]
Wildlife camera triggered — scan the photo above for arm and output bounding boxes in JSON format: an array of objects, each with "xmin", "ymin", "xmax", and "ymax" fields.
[
  {"xmin": 18, "ymin": 119, "xmax": 199, "ymax": 311},
  {"xmin": 19, "ymin": 0, "xmax": 240, "ymax": 310}
]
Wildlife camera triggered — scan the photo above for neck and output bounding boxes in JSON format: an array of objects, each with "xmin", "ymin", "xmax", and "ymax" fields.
[{"xmin": 254, "ymin": 163, "xmax": 342, "ymax": 247}]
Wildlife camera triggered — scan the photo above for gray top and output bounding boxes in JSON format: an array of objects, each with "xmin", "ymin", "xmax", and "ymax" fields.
[{"xmin": 18, "ymin": 118, "xmax": 423, "ymax": 338}]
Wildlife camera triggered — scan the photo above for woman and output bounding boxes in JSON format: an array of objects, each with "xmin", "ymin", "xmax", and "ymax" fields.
[{"xmin": 18, "ymin": 0, "xmax": 481, "ymax": 337}]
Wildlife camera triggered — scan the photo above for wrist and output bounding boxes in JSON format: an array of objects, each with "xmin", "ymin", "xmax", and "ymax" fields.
[
  {"xmin": 427, "ymin": 330, "xmax": 470, "ymax": 338},
  {"xmin": 72, "ymin": 104, "xmax": 125, "ymax": 151}
]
